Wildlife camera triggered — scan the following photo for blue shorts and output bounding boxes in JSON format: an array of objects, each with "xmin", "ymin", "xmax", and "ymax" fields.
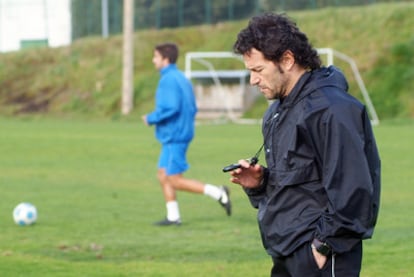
[{"xmin": 158, "ymin": 143, "xmax": 189, "ymax": 176}]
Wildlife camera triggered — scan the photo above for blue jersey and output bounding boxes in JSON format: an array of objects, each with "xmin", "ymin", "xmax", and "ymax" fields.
[{"xmin": 146, "ymin": 64, "xmax": 197, "ymax": 144}]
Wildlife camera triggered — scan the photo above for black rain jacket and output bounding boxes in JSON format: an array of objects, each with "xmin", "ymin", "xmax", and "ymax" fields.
[{"xmin": 244, "ymin": 66, "xmax": 381, "ymax": 257}]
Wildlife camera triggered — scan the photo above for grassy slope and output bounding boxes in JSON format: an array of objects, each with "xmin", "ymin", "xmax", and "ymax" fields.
[{"xmin": 0, "ymin": 2, "xmax": 413, "ymax": 118}]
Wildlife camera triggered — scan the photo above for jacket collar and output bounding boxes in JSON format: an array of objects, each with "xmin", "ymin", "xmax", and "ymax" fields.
[
  {"xmin": 279, "ymin": 70, "xmax": 313, "ymax": 109},
  {"xmin": 160, "ymin": 64, "xmax": 177, "ymax": 75},
  {"xmin": 279, "ymin": 65, "xmax": 349, "ymax": 108}
]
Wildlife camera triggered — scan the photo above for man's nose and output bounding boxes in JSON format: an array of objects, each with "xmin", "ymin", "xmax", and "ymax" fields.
[{"xmin": 250, "ymin": 73, "xmax": 259, "ymax": 86}]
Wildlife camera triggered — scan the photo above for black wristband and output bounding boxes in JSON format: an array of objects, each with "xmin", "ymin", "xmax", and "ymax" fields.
[{"xmin": 311, "ymin": 238, "xmax": 331, "ymax": 256}]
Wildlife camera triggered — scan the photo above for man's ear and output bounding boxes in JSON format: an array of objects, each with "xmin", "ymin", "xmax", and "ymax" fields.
[
  {"xmin": 281, "ymin": 50, "xmax": 295, "ymax": 70},
  {"xmin": 162, "ymin": 57, "xmax": 170, "ymax": 67}
]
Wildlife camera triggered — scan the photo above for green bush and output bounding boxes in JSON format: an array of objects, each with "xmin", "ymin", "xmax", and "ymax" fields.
[{"xmin": 369, "ymin": 39, "xmax": 414, "ymax": 118}]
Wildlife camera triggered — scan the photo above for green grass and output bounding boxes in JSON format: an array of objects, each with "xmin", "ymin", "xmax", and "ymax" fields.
[{"xmin": 0, "ymin": 117, "xmax": 413, "ymax": 276}]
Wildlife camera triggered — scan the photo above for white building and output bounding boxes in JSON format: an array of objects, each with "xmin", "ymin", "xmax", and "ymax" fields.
[{"xmin": 0, "ymin": 0, "xmax": 71, "ymax": 52}]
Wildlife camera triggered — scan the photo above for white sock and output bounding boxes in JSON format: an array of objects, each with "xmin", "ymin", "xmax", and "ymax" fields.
[
  {"xmin": 204, "ymin": 184, "xmax": 226, "ymax": 202},
  {"xmin": 166, "ymin": 201, "xmax": 180, "ymax": 221}
]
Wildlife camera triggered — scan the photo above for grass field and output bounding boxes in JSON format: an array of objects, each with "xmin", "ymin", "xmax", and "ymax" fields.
[{"xmin": 0, "ymin": 117, "xmax": 413, "ymax": 276}]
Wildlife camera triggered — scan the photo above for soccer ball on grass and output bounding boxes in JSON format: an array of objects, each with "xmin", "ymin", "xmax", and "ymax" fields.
[{"xmin": 13, "ymin": 202, "xmax": 38, "ymax": 226}]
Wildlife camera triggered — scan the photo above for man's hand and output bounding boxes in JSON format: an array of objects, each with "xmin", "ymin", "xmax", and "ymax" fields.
[
  {"xmin": 141, "ymin": 115, "xmax": 149, "ymax": 126},
  {"xmin": 229, "ymin": 159, "xmax": 263, "ymax": 189},
  {"xmin": 311, "ymin": 247, "xmax": 327, "ymax": 269}
]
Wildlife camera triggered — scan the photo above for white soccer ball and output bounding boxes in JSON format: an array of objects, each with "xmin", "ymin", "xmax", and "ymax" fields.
[{"xmin": 13, "ymin": 202, "xmax": 38, "ymax": 226}]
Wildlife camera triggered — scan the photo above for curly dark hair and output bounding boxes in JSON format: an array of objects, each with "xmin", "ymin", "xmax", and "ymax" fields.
[{"xmin": 233, "ymin": 13, "xmax": 321, "ymax": 70}]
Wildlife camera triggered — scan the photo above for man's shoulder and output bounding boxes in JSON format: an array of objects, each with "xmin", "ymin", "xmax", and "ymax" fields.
[
  {"xmin": 161, "ymin": 67, "xmax": 186, "ymax": 80},
  {"xmin": 299, "ymin": 87, "xmax": 365, "ymax": 124},
  {"xmin": 307, "ymin": 85, "xmax": 363, "ymax": 108}
]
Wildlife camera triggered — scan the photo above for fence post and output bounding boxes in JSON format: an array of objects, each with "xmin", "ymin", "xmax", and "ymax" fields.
[
  {"xmin": 205, "ymin": 0, "xmax": 211, "ymax": 24},
  {"xmin": 178, "ymin": 0, "xmax": 183, "ymax": 26},
  {"xmin": 228, "ymin": 0, "xmax": 234, "ymax": 21},
  {"xmin": 101, "ymin": 0, "xmax": 109, "ymax": 38},
  {"xmin": 156, "ymin": 0, "xmax": 161, "ymax": 29}
]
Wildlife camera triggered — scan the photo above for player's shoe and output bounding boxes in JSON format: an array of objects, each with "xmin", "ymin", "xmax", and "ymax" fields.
[
  {"xmin": 219, "ymin": 186, "xmax": 232, "ymax": 216},
  {"xmin": 153, "ymin": 218, "xmax": 182, "ymax": 226}
]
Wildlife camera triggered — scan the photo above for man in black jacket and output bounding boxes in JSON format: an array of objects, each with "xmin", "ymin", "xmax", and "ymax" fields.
[{"xmin": 229, "ymin": 13, "xmax": 381, "ymax": 277}]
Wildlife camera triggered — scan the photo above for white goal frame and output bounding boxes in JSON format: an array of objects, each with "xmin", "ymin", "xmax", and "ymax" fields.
[
  {"xmin": 185, "ymin": 49, "xmax": 379, "ymax": 125},
  {"xmin": 185, "ymin": 51, "xmax": 250, "ymax": 121},
  {"xmin": 317, "ymin": 48, "xmax": 379, "ymax": 125}
]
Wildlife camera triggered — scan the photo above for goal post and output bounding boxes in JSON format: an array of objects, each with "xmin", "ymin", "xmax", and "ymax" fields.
[
  {"xmin": 185, "ymin": 51, "xmax": 255, "ymax": 121},
  {"xmin": 185, "ymin": 49, "xmax": 379, "ymax": 125}
]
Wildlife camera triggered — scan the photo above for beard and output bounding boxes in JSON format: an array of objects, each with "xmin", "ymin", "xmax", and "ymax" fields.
[{"xmin": 271, "ymin": 64, "xmax": 287, "ymax": 100}]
